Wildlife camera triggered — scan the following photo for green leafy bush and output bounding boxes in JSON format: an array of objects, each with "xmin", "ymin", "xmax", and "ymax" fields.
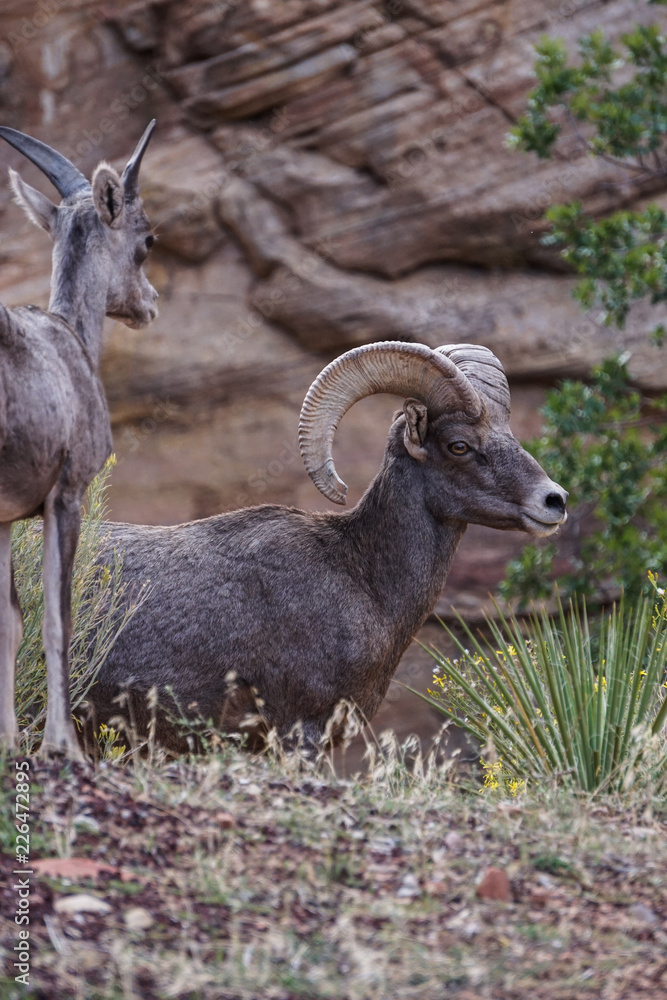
[
  {"xmin": 508, "ymin": 15, "xmax": 667, "ymax": 334},
  {"xmin": 420, "ymin": 582, "xmax": 667, "ymax": 794},
  {"xmin": 503, "ymin": 3, "xmax": 667, "ymax": 601},
  {"xmin": 502, "ymin": 354, "xmax": 667, "ymax": 605},
  {"xmin": 508, "ymin": 23, "xmax": 667, "ymax": 165},
  {"xmin": 13, "ymin": 458, "xmax": 144, "ymax": 752},
  {"xmin": 543, "ymin": 202, "xmax": 667, "ymax": 341}
]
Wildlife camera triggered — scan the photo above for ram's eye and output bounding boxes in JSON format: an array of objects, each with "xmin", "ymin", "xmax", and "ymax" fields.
[
  {"xmin": 145, "ymin": 234, "xmax": 155, "ymax": 250},
  {"xmin": 448, "ymin": 441, "xmax": 470, "ymax": 456}
]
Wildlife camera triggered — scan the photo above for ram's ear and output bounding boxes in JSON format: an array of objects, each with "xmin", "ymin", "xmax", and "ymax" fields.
[
  {"xmin": 92, "ymin": 162, "xmax": 125, "ymax": 229},
  {"xmin": 403, "ymin": 399, "xmax": 429, "ymax": 462},
  {"xmin": 9, "ymin": 169, "xmax": 57, "ymax": 234}
]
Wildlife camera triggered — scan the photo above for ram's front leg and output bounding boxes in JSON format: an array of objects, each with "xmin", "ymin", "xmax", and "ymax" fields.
[
  {"xmin": 0, "ymin": 523, "xmax": 22, "ymax": 749},
  {"xmin": 41, "ymin": 490, "xmax": 84, "ymax": 759}
]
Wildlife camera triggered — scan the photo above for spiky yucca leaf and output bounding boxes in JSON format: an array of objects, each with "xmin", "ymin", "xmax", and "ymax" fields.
[{"xmin": 417, "ymin": 587, "xmax": 667, "ymax": 793}]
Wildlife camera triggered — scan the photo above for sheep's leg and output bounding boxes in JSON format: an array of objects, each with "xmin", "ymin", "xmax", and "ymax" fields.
[
  {"xmin": 0, "ymin": 523, "xmax": 22, "ymax": 749},
  {"xmin": 41, "ymin": 492, "xmax": 83, "ymax": 758},
  {"xmin": 277, "ymin": 719, "xmax": 323, "ymax": 760}
]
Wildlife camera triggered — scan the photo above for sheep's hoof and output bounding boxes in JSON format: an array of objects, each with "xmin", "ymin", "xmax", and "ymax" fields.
[{"xmin": 40, "ymin": 728, "xmax": 86, "ymax": 762}]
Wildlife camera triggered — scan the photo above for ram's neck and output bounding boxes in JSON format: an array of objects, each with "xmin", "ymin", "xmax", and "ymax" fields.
[
  {"xmin": 340, "ymin": 452, "xmax": 465, "ymax": 629},
  {"xmin": 48, "ymin": 208, "xmax": 108, "ymax": 369}
]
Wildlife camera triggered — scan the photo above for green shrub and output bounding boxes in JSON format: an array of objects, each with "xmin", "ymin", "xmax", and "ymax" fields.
[
  {"xmin": 503, "ymin": 3, "xmax": 667, "ymax": 601},
  {"xmin": 418, "ymin": 581, "xmax": 667, "ymax": 794},
  {"xmin": 501, "ymin": 355, "xmax": 667, "ymax": 606},
  {"xmin": 508, "ymin": 21, "xmax": 667, "ymax": 170},
  {"xmin": 13, "ymin": 458, "xmax": 144, "ymax": 752},
  {"xmin": 542, "ymin": 202, "xmax": 667, "ymax": 342}
]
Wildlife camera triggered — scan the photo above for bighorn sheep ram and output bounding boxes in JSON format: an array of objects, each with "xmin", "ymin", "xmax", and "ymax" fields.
[
  {"xmin": 88, "ymin": 342, "xmax": 567, "ymax": 753},
  {"xmin": 0, "ymin": 121, "xmax": 158, "ymax": 756}
]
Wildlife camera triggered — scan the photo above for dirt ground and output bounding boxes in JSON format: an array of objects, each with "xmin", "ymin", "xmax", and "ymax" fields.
[{"xmin": 1, "ymin": 751, "xmax": 666, "ymax": 1000}]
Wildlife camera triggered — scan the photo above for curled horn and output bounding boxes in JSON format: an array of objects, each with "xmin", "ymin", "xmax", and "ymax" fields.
[
  {"xmin": 121, "ymin": 119, "xmax": 156, "ymax": 201},
  {"xmin": 436, "ymin": 343, "xmax": 511, "ymax": 422},
  {"xmin": 299, "ymin": 341, "xmax": 482, "ymax": 505},
  {"xmin": 0, "ymin": 126, "xmax": 89, "ymax": 199}
]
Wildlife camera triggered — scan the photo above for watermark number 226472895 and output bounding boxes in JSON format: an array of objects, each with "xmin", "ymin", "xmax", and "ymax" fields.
[{"xmin": 13, "ymin": 760, "xmax": 32, "ymax": 986}]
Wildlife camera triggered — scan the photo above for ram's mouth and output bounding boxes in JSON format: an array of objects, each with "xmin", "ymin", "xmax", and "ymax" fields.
[
  {"xmin": 521, "ymin": 511, "xmax": 567, "ymax": 537},
  {"xmin": 108, "ymin": 310, "xmax": 154, "ymax": 330}
]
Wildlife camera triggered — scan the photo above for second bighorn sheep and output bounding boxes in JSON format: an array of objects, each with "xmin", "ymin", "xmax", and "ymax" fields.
[
  {"xmin": 0, "ymin": 121, "xmax": 158, "ymax": 756},
  {"xmin": 88, "ymin": 342, "xmax": 567, "ymax": 752}
]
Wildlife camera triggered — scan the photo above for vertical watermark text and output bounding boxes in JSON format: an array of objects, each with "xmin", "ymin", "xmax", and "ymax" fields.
[{"xmin": 13, "ymin": 759, "xmax": 32, "ymax": 987}]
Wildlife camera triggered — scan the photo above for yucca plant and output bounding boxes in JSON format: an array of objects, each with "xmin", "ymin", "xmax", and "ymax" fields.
[
  {"xmin": 418, "ymin": 580, "xmax": 667, "ymax": 793},
  {"xmin": 13, "ymin": 457, "xmax": 147, "ymax": 752}
]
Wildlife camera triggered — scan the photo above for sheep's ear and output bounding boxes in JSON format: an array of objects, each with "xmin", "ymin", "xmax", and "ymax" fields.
[
  {"xmin": 403, "ymin": 399, "xmax": 429, "ymax": 462},
  {"xmin": 9, "ymin": 168, "xmax": 57, "ymax": 234},
  {"xmin": 92, "ymin": 163, "xmax": 125, "ymax": 229}
]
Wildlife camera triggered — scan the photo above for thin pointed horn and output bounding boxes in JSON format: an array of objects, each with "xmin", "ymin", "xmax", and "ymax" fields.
[
  {"xmin": 299, "ymin": 341, "xmax": 481, "ymax": 505},
  {"xmin": 121, "ymin": 119, "xmax": 156, "ymax": 201},
  {"xmin": 0, "ymin": 126, "xmax": 89, "ymax": 198}
]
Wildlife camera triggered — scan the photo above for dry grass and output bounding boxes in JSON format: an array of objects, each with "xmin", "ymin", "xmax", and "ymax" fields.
[
  {"xmin": 13, "ymin": 459, "xmax": 147, "ymax": 753},
  {"xmin": 1, "ymin": 738, "xmax": 666, "ymax": 1000}
]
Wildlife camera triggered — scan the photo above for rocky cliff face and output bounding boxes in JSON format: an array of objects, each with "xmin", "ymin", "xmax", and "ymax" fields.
[{"xmin": 2, "ymin": 0, "xmax": 666, "ymax": 745}]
